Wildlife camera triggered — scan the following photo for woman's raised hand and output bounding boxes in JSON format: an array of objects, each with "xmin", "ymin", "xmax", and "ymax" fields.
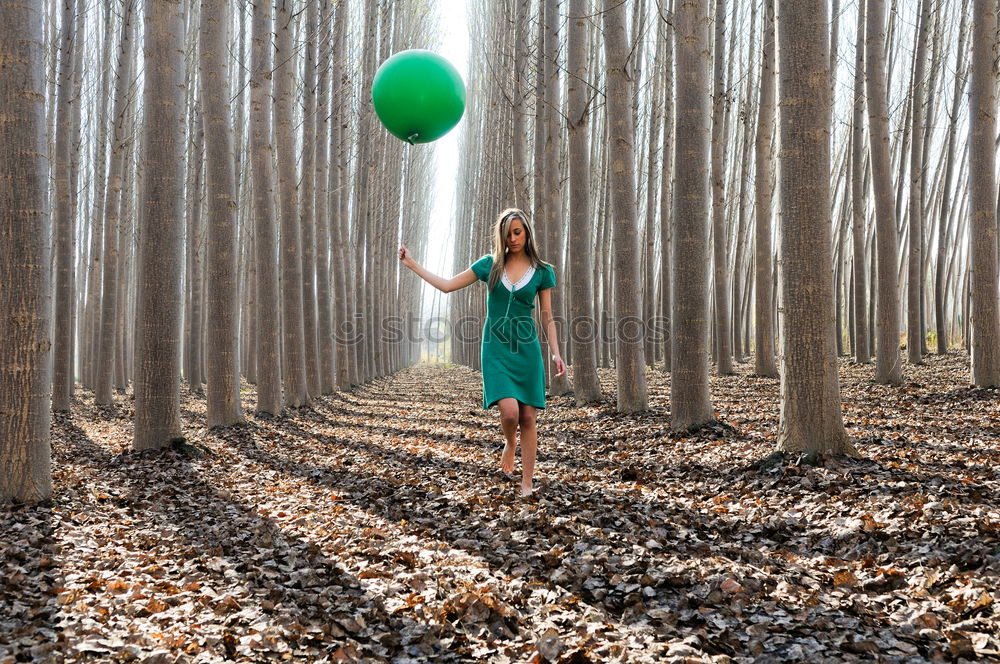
[{"xmin": 398, "ymin": 245, "xmax": 414, "ymax": 267}]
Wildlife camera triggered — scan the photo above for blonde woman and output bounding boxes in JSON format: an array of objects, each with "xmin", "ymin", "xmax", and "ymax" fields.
[{"xmin": 399, "ymin": 208, "xmax": 566, "ymax": 496}]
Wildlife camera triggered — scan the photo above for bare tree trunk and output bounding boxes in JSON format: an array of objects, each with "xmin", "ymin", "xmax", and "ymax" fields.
[
  {"xmin": 906, "ymin": 0, "xmax": 932, "ymax": 365},
  {"xmin": 51, "ymin": 0, "xmax": 77, "ymax": 412},
  {"xmin": 672, "ymin": 0, "xmax": 714, "ymax": 428},
  {"xmin": 250, "ymin": 0, "xmax": 283, "ymax": 414},
  {"xmin": 96, "ymin": 0, "xmax": 136, "ymax": 405},
  {"xmin": 659, "ymin": 6, "xmax": 674, "ymax": 372},
  {"xmin": 566, "ymin": 0, "xmax": 601, "ymax": 404},
  {"xmin": 968, "ymin": 0, "xmax": 1000, "ymax": 386},
  {"xmin": 849, "ymin": 8, "xmax": 871, "ymax": 364},
  {"xmin": 300, "ymin": 0, "xmax": 321, "ymax": 397},
  {"xmin": 315, "ymin": 3, "xmax": 334, "ymax": 394},
  {"xmin": 200, "ymin": 0, "xmax": 244, "ymax": 427},
  {"xmin": 935, "ymin": 6, "xmax": 968, "ymax": 355},
  {"xmin": 186, "ymin": 111, "xmax": 205, "ymax": 392},
  {"xmin": 274, "ymin": 0, "xmax": 309, "ymax": 406},
  {"xmin": 775, "ymin": 0, "xmax": 853, "ymax": 455},
  {"xmin": 710, "ymin": 0, "xmax": 733, "ymax": 375},
  {"xmin": 0, "ymin": 0, "xmax": 52, "ymax": 503},
  {"xmin": 865, "ymin": 0, "xmax": 902, "ymax": 384},
  {"xmin": 603, "ymin": 0, "xmax": 648, "ymax": 413},
  {"xmin": 754, "ymin": 0, "xmax": 778, "ymax": 377},
  {"xmin": 133, "ymin": 0, "xmax": 186, "ymax": 450}
]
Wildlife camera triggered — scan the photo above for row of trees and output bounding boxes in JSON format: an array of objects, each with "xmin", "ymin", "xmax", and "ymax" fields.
[
  {"xmin": 2, "ymin": 0, "xmax": 1000, "ymax": 504},
  {"xmin": 1, "ymin": 0, "xmax": 442, "ymax": 502},
  {"xmin": 451, "ymin": 0, "xmax": 999, "ymax": 441}
]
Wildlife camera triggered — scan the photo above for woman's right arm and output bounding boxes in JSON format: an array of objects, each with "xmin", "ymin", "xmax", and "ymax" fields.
[{"xmin": 399, "ymin": 245, "xmax": 479, "ymax": 293}]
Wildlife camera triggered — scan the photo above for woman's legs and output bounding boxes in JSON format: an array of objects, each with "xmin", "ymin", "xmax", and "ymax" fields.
[
  {"xmin": 497, "ymin": 397, "xmax": 519, "ymax": 473},
  {"xmin": 517, "ymin": 403, "xmax": 537, "ymax": 494}
]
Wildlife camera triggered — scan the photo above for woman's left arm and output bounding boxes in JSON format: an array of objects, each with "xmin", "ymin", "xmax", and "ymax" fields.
[{"xmin": 538, "ymin": 287, "xmax": 566, "ymax": 376}]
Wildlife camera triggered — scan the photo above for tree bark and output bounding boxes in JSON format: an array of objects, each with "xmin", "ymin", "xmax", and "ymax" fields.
[
  {"xmin": 566, "ymin": 0, "xmax": 602, "ymax": 404},
  {"xmin": 968, "ymin": 0, "xmax": 1000, "ymax": 386},
  {"xmin": 865, "ymin": 0, "xmax": 902, "ymax": 384},
  {"xmin": 274, "ymin": 0, "xmax": 309, "ymax": 406},
  {"xmin": 603, "ymin": 0, "xmax": 648, "ymax": 413},
  {"xmin": 133, "ymin": 0, "xmax": 187, "ymax": 450},
  {"xmin": 849, "ymin": 7, "xmax": 870, "ymax": 364},
  {"xmin": 775, "ymin": 0, "xmax": 853, "ymax": 455},
  {"xmin": 250, "ymin": 0, "xmax": 283, "ymax": 414},
  {"xmin": 200, "ymin": 0, "xmax": 244, "ymax": 427},
  {"xmin": 671, "ymin": 0, "xmax": 714, "ymax": 428},
  {"xmin": 710, "ymin": 0, "xmax": 733, "ymax": 375},
  {"xmin": 0, "ymin": 0, "xmax": 53, "ymax": 503}
]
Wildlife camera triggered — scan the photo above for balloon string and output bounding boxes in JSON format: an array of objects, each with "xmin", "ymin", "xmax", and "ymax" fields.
[{"xmin": 406, "ymin": 133, "xmax": 418, "ymax": 145}]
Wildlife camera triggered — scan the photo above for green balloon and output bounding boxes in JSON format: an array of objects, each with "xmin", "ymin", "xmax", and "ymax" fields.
[{"xmin": 372, "ymin": 49, "xmax": 466, "ymax": 145}]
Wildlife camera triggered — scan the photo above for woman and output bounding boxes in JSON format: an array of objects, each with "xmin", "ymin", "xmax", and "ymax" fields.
[{"xmin": 399, "ymin": 208, "xmax": 566, "ymax": 496}]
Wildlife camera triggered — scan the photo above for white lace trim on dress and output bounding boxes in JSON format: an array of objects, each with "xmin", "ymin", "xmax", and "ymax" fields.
[{"xmin": 501, "ymin": 264, "xmax": 535, "ymax": 292}]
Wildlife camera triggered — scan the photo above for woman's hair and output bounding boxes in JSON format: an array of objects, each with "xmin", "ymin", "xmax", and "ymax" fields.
[{"xmin": 486, "ymin": 207, "xmax": 551, "ymax": 291}]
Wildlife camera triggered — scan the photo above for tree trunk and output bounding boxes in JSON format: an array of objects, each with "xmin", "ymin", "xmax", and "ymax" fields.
[
  {"xmin": 96, "ymin": 0, "xmax": 136, "ymax": 405},
  {"xmin": 710, "ymin": 0, "xmax": 733, "ymax": 375},
  {"xmin": 968, "ymin": 0, "xmax": 1000, "ymax": 386},
  {"xmin": 906, "ymin": 0, "xmax": 932, "ymax": 365},
  {"xmin": 0, "ymin": 0, "xmax": 52, "ymax": 503},
  {"xmin": 133, "ymin": 0, "xmax": 186, "ymax": 450},
  {"xmin": 250, "ymin": 0, "xmax": 283, "ymax": 414},
  {"xmin": 200, "ymin": 0, "xmax": 244, "ymax": 427},
  {"xmin": 51, "ymin": 0, "xmax": 77, "ymax": 412},
  {"xmin": 672, "ymin": 0, "xmax": 714, "ymax": 428},
  {"xmin": 849, "ymin": 7, "xmax": 870, "ymax": 364},
  {"xmin": 274, "ymin": 0, "xmax": 309, "ymax": 406},
  {"xmin": 865, "ymin": 0, "xmax": 902, "ymax": 384},
  {"xmin": 775, "ymin": 0, "xmax": 853, "ymax": 455},
  {"xmin": 603, "ymin": 0, "xmax": 648, "ymax": 413},
  {"xmin": 299, "ymin": 0, "xmax": 321, "ymax": 397},
  {"xmin": 566, "ymin": 0, "xmax": 602, "ymax": 404}
]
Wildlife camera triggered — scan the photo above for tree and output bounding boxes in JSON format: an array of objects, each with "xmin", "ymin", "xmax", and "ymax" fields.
[
  {"xmin": 603, "ymin": 0, "xmax": 648, "ymax": 413},
  {"xmin": 754, "ymin": 0, "xmax": 778, "ymax": 377},
  {"xmin": 710, "ymin": 0, "xmax": 733, "ymax": 375},
  {"xmin": 968, "ymin": 0, "xmax": 1000, "ymax": 386},
  {"xmin": 774, "ymin": 0, "xmax": 853, "ymax": 455},
  {"xmin": 200, "ymin": 0, "xmax": 244, "ymax": 427},
  {"xmin": 0, "ymin": 0, "xmax": 52, "ymax": 503},
  {"xmin": 249, "ymin": 0, "xmax": 283, "ymax": 415},
  {"xmin": 566, "ymin": 0, "xmax": 602, "ymax": 404},
  {"xmin": 51, "ymin": 0, "xmax": 78, "ymax": 412},
  {"xmin": 274, "ymin": 0, "xmax": 309, "ymax": 407},
  {"xmin": 864, "ymin": 0, "xmax": 902, "ymax": 384},
  {"xmin": 849, "ymin": 5, "xmax": 870, "ymax": 364},
  {"xmin": 671, "ymin": 0, "xmax": 714, "ymax": 429},
  {"xmin": 133, "ymin": 0, "xmax": 187, "ymax": 450},
  {"xmin": 96, "ymin": 0, "xmax": 137, "ymax": 406}
]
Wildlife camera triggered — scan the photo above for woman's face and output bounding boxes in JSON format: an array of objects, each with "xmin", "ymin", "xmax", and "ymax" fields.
[{"xmin": 506, "ymin": 218, "xmax": 526, "ymax": 253}]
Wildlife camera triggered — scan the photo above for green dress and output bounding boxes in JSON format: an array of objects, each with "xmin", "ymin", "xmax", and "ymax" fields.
[{"xmin": 470, "ymin": 254, "xmax": 557, "ymax": 410}]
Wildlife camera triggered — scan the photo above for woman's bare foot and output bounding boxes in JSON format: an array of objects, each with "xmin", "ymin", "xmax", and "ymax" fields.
[
  {"xmin": 500, "ymin": 441, "xmax": 516, "ymax": 474},
  {"xmin": 519, "ymin": 480, "xmax": 534, "ymax": 497}
]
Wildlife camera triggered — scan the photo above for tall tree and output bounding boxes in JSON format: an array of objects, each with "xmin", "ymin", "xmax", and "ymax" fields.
[
  {"xmin": 754, "ymin": 0, "xmax": 778, "ymax": 377},
  {"xmin": 249, "ymin": 0, "xmax": 283, "ymax": 414},
  {"xmin": 96, "ymin": 0, "xmax": 137, "ymax": 405},
  {"xmin": 906, "ymin": 0, "xmax": 932, "ymax": 364},
  {"xmin": 710, "ymin": 0, "xmax": 733, "ymax": 375},
  {"xmin": 603, "ymin": 0, "xmax": 648, "ymax": 413},
  {"xmin": 51, "ymin": 0, "xmax": 78, "ymax": 412},
  {"xmin": 671, "ymin": 0, "xmax": 714, "ymax": 428},
  {"xmin": 849, "ymin": 5, "xmax": 870, "ymax": 364},
  {"xmin": 774, "ymin": 0, "xmax": 853, "ymax": 454},
  {"xmin": 566, "ymin": 0, "xmax": 602, "ymax": 404},
  {"xmin": 133, "ymin": 0, "xmax": 187, "ymax": 450},
  {"xmin": 865, "ymin": 0, "xmax": 902, "ymax": 384},
  {"xmin": 274, "ymin": 0, "xmax": 309, "ymax": 406},
  {"xmin": 200, "ymin": 0, "xmax": 244, "ymax": 426},
  {"xmin": 300, "ymin": 0, "xmax": 321, "ymax": 397},
  {"xmin": 0, "ymin": 0, "xmax": 52, "ymax": 503},
  {"xmin": 968, "ymin": 0, "xmax": 1000, "ymax": 386}
]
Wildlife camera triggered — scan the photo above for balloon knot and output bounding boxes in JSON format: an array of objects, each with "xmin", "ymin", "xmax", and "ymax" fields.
[{"xmin": 406, "ymin": 133, "xmax": 419, "ymax": 145}]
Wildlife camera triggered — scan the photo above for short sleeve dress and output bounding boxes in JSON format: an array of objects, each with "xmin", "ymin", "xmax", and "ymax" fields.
[{"xmin": 469, "ymin": 254, "xmax": 557, "ymax": 410}]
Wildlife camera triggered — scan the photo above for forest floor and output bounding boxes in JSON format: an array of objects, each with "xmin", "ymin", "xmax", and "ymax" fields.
[{"xmin": 2, "ymin": 353, "xmax": 999, "ymax": 664}]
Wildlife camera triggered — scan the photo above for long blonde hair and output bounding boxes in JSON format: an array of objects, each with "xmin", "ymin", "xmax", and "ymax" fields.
[{"xmin": 485, "ymin": 208, "xmax": 550, "ymax": 291}]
